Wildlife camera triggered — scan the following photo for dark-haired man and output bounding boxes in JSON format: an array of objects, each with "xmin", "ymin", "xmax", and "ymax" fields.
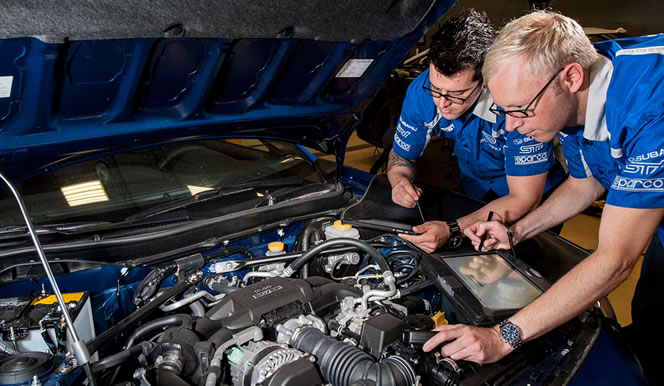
[{"xmin": 388, "ymin": 9, "xmax": 566, "ymax": 252}]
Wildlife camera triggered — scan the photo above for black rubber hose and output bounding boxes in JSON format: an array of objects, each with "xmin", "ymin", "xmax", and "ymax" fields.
[
  {"xmin": 286, "ymin": 238, "xmax": 390, "ymax": 274},
  {"xmin": 203, "ymin": 273, "xmax": 240, "ymax": 294},
  {"xmin": 292, "ymin": 327, "xmax": 416, "ymax": 386},
  {"xmin": 91, "ymin": 342, "xmax": 154, "ymax": 373},
  {"xmin": 88, "ymin": 273, "xmax": 202, "ymax": 356},
  {"xmin": 124, "ymin": 314, "xmax": 192, "ymax": 349},
  {"xmin": 208, "ymin": 327, "xmax": 236, "ymax": 348},
  {"xmin": 305, "ymin": 276, "xmax": 335, "ymax": 287},
  {"xmin": 399, "ymin": 280, "xmax": 433, "ymax": 297},
  {"xmin": 155, "ymin": 368, "xmax": 190, "ymax": 386}
]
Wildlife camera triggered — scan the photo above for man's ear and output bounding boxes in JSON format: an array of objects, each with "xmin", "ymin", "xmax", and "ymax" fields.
[{"xmin": 561, "ymin": 63, "xmax": 585, "ymax": 93}]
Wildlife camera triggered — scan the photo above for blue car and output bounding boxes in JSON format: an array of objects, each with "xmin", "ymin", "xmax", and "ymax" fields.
[{"xmin": 0, "ymin": 1, "xmax": 647, "ymax": 385}]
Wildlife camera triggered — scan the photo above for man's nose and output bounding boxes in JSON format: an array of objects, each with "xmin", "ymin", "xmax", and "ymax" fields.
[
  {"xmin": 435, "ymin": 95, "xmax": 452, "ymax": 109},
  {"xmin": 505, "ymin": 115, "xmax": 523, "ymax": 132}
]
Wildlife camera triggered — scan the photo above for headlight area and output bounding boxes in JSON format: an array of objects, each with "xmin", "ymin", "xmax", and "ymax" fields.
[{"xmin": 0, "ymin": 216, "xmax": 611, "ymax": 386}]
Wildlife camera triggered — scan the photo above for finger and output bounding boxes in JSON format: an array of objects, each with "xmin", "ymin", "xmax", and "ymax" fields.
[{"xmin": 422, "ymin": 325, "xmax": 465, "ymax": 352}]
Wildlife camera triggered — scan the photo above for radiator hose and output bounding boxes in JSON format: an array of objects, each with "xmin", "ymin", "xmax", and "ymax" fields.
[{"xmin": 291, "ymin": 327, "xmax": 416, "ymax": 386}]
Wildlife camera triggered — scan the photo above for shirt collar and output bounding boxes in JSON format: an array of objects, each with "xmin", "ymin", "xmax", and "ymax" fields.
[
  {"xmin": 472, "ymin": 88, "xmax": 497, "ymax": 124},
  {"xmin": 583, "ymin": 56, "xmax": 614, "ymax": 142}
]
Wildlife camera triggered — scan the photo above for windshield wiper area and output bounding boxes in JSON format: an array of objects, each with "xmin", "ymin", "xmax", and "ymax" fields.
[
  {"xmin": 0, "ymin": 222, "xmax": 113, "ymax": 242},
  {"xmin": 125, "ymin": 175, "xmax": 306, "ymax": 222}
]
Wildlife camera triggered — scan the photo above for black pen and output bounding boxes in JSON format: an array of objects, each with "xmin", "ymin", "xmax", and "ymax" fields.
[
  {"xmin": 478, "ymin": 211, "xmax": 494, "ymax": 252},
  {"xmin": 410, "ymin": 180, "xmax": 426, "ymax": 223}
]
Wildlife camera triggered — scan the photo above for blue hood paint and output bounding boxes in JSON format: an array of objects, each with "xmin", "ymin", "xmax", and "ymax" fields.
[{"xmin": 0, "ymin": 1, "xmax": 457, "ymax": 179}]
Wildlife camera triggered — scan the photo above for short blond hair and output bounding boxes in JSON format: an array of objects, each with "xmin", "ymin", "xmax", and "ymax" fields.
[{"xmin": 483, "ymin": 11, "xmax": 599, "ymax": 80}]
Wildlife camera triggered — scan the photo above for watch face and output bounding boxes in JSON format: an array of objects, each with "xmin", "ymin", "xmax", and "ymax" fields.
[
  {"xmin": 501, "ymin": 323, "xmax": 520, "ymax": 342},
  {"xmin": 448, "ymin": 235, "xmax": 463, "ymax": 249}
]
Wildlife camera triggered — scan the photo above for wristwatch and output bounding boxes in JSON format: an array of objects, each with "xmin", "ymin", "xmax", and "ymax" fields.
[
  {"xmin": 446, "ymin": 220, "xmax": 463, "ymax": 249},
  {"xmin": 498, "ymin": 319, "xmax": 522, "ymax": 349}
]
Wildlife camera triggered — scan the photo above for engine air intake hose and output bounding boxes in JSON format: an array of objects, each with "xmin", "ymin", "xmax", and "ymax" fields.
[
  {"xmin": 284, "ymin": 238, "xmax": 390, "ymax": 276},
  {"xmin": 292, "ymin": 327, "xmax": 416, "ymax": 386}
]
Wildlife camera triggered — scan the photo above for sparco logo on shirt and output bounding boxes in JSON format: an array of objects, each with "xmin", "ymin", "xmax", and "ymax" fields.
[
  {"xmin": 514, "ymin": 152, "xmax": 548, "ymax": 165},
  {"xmin": 520, "ymin": 143, "xmax": 544, "ymax": 154},
  {"xmin": 394, "ymin": 135, "xmax": 411, "ymax": 152},
  {"xmin": 612, "ymin": 176, "xmax": 664, "ymax": 192}
]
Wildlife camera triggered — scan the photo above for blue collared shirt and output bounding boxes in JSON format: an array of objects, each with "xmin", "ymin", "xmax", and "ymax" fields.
[
  {"xmin": 558, "ymin": 34, "xmax": 664, "ymax": 241},
  {"xmin": 392, "ymin": 69, "xmax": 565, "ymax": 199}
]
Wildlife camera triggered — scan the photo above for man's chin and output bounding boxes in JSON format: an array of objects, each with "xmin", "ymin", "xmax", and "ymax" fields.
[{"xmin": 440, "ymin": 111, "xmax": 462, "ymax": 120}]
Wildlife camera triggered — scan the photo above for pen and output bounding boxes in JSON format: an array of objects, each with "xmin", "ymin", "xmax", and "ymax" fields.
[
  {"xmin": 410, "ymin": 180, "xmax": 426, "ymax": 223},
  {"xmin": 477, "ymin": 211, "xmax": 494, "ymax": 252}
]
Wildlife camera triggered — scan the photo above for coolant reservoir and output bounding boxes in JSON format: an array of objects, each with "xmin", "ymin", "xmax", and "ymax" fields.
[
  {"xmin": 266, "ymin": 241, "xmax": 285, "ymax": 256},
  {"xmin": 324, "ymin": 220, "xmax": 360, "ymax": 240}
]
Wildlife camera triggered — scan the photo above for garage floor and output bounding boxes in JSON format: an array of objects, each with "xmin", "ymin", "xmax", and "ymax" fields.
[{"xmin": 334, "ymin": 133, "xmax": 642, "ymax": 327}]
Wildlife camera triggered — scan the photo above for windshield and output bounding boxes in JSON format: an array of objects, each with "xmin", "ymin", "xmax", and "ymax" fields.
[{"xmin": 0, "ymin": 139, "xmax": 324, "ymax": 227}]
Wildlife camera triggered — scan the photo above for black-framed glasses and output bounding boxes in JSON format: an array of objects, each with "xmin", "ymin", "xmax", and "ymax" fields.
[
  {"xmin": 422, "ymin": 73, "xmax": 482, "ymax": 105},
  {"xmin": 489, "ymin": 68, "xmax": 563, "ymax": 118}
]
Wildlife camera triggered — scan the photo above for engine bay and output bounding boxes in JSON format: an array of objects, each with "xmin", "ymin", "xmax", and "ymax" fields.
[{"xmin": 0, "ymin": 175, "xmax": 601, "ymax": 386}]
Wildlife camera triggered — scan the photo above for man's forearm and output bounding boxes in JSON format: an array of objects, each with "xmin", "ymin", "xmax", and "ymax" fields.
[
  {"xmin": 512, "ymin": 176, "xmax": 604, "ymax": 243},
  {"xmin": 457, "ymin": 193, "xmax": 538, "ymax": 233},
  {"xmin": 457, "ymin": 173, "xmax": 548, "ymax": 232},
  {"xmin": 387, "ymin": 149, "xmax": 416, "ymax": 187},
  {"xmin": 510, "ymin": 205, "xmax": 663, "ymax": 343}
]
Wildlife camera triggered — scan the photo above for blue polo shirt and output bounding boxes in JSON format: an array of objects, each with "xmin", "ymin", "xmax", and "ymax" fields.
[
  {"xmin": 558, "ymin": 34, "xmax": 664, "ymax": 242},
  {"xmin": 392, "ymin": 69, "xmax": 565, "ymax": 199}
]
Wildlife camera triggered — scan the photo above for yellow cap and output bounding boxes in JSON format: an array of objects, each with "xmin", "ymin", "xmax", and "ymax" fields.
[
  {"xmin": 431, "ymin": 311, "xmax": 448, "ymax": 328},
  {"xmin": 268, "ymin": 241, "xmax": 285, "ymax": 252},
  {"xmin": 333, "ymin": 220, "xmax": 352, "ymax": 230}
]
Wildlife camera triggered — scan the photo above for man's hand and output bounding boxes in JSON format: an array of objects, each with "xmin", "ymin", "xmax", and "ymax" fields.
[
  {"xmin": 391, "ymin": 178, "xmax": 421, "ymax": 208},
  {"xmin": 464, "ymin": 220, "xmax": 511, "ymax": 251},
  {"xmin": 399, "ymin": 221, "xmax": 449, "ymax": 253},
  {"xmin": 422, "ymin": 324, "xmax": 512, "ymax": 364}
]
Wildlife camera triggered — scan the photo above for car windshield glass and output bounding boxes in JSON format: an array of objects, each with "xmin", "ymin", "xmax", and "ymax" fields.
[{"xmin": 0, "ymin": 139, "xmax": 323, "ymax": 228}]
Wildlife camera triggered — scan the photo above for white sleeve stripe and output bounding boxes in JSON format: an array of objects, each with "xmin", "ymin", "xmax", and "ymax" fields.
[
  {"xmin": 611, "ymin": 147, "xmax": 624, "ymax": 159},
  {"xmin": 579, "ymin": 149, "xmax": 593, "ymax": 178},
  {"xmin": 616, "ymin": 46, "xmax": 664, "ymax": 56}
]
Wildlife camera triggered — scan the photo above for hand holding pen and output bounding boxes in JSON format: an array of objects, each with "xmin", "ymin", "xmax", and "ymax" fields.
[
  {"xmin": 410, "ymin": 180, "xmax": 426, "ymax": 223},
  {"xmin": 477, "ymin": 211, "xmax": 494, "ymax": 252}
]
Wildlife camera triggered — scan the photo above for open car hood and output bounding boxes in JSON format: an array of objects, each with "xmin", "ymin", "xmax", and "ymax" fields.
[{"xmin": 0, "ymin": 0, "xmax": 456, "ymax": 179}]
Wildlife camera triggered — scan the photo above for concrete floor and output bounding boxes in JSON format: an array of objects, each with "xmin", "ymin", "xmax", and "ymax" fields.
[{"xmin": 332, "ymin": 133, "xmax": 641, "ymax": 327}]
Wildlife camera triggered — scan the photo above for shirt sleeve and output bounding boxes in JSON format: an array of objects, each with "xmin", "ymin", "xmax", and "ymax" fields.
[
  {"xmin": 557, "ymin": 131, "xmax": 592, "ymax": 179},
  {"xmin": 503, "ymin": 129, "xmax": 557, "ymax": 177},
  {"xmin": 607, "ymin": 114, "xmax": 664, "ymax": 209},
  {"xmin": 391, "ymin": 74, "xmax": 432, "ymax": 161}
]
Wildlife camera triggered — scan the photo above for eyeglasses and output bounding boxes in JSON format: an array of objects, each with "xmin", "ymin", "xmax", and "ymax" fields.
[
  {"xmin": 422, "ymin": 73, "xmax": 482, "ymax": 105},
  {"xmin": 489, "ymin": 68, "xmax": 563, "ymax": 118}
]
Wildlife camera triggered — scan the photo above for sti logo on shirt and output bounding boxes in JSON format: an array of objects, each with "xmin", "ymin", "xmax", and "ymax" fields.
[
  {"xmin": 396, "ymin": 125, "xmax": 411, "ymax": 138},
  {"xmin": 514, "ymin": 152, "xmax": 548, "ymax": 165},
  {"xmin": 520, "ymin": 143, "xmax": 544, "ymax": 154},
  {"xmin": 625, "ymin": 149, "xmax": 664, "ymax": 175}
]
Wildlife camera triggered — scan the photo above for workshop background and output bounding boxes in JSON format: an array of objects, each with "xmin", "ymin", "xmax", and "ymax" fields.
[{"xmin": 320, "ymin": 0, "xmax": 664, "ymax": 327}]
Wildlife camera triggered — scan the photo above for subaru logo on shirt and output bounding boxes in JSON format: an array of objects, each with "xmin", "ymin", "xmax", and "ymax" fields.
[
  {"xmin": 481, "ymin": 131, "xmax": 497, "ymax": 145},
  {"xmin": 441, "ymin": 123, "xmax": 455, "ymax": 132},
  {"xmin": 513, "ymin": 136, "xmax": 534, "ymax": 145},
  {"xmin": 399, "ymin": 117, "xmax": 417, "ymax": 132},
  {"xmin": 520, "ymin": 143, "xmax": 544, "ymax": 154},
  {"xmin": 514, "ymin": 152, "xmax": 548, "ymax": 165}
]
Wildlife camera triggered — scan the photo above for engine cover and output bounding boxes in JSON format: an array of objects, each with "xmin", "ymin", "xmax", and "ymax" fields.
[{"xmin": 205, "ymin": 277, "xmax": 316, "ymax": 330}]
